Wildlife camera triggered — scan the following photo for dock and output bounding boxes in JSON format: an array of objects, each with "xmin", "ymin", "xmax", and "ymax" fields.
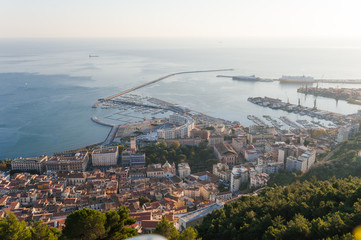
[
  {"xmin": 91, "ymin": 116, "xmax": 119, "ymax": 146},
  {"xmin": 93, "ymin": 69, "xmax": 233, "ymax": 108}
]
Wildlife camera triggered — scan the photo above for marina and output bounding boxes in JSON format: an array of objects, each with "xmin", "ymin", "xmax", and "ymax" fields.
[{"xmin": 248, "ymin": 97, "xmax": 345, "ymax": 125}]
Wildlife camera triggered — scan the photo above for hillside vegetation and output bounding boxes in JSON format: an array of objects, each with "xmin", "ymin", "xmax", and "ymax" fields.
[{"xmin": 197, "ymin": 177, "xmax": 361, "ymax": 240}]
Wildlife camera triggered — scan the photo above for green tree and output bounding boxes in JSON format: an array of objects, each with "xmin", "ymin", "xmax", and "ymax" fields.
[
  {"xmin": 171, "ymin": 141, "xmax": 181, "ymax": 150},
  {"xmin": 31, "ymin": 221, "xmax": 60, "ymax": 240},
  {"xmin": 104, "ymin": 206, "xmax": 137, "ymax": 240},
  {"xmin": 0, "ymin": 212, "xmax": 31, "ymax": 240},
  {"xmin": 62, "ymin": 208, "xmax": 106, "ymax": 240},
  {"xmin": 179, "ymin": 227, "xmax": 198, "ymax": 240},
  {"xmin": 139, "ymin": 196, "xmax": 151, "ymax": 207},
  {"xmin": 153, "ymin": 217, "xmax": 179, "ymax": 240}
]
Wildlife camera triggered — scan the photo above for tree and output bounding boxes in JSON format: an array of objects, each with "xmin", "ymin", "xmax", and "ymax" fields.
[
  {"xmin": 153, "ymin": 217, "xmax": 178, "ymax": 240},
  {"xmin": 179, "ymin": 227, "xmax": 198, "ymax": 240},
  {"xmin": 31, "ymin": 221, "xmax": 60, "ymax": 240},
  {"xmin": 0, "ymin": 212, "xmax": 31, "ymax": 240},
  {"xmin": 104, "ymin": 206, "xmax": 138, "ymax": 240},
  {"xmin": 139, "ymin": 196, "xmax": 151, "ymax": 207},
  {"xmin": 171, "ymin": 141, "xmax": 181, "ymax": 150},
  {"xmin": 62, "ymin": 208, "xmax": 106, "ymax": 240}
]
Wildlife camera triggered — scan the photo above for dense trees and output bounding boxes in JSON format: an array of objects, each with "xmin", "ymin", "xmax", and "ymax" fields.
[
  {"xmin": 62, "ymin": 208, "xmax": 106, "ymax": 240},
  {"xmin": 0, "ymin": 212, "xmax": 31, "ymax": 239},
  {"xmin": 153, "ymin": 217, "xmax": 179, "ymax": 240},
  {"xmin": 197, "ymin": 177, "xmax": 361, "ymax": 239},
  {"xmin": 140, "ymin": 142, "xmax": 216, "ymax": 172}
]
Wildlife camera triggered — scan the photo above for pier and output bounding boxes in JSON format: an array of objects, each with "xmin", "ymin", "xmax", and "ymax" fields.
[
  {"xmin": 93, "ymin": 69, "xmax": 233, "ymax": 107},
  {"xmin": 91, "ymin": 116, "xmax": 119, "ymax": 145}
]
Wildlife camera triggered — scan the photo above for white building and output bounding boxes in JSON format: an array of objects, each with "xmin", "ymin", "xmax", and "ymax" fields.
[
  {"xmin": 157, "ymin": 114, "xmax": 195, "ymax": 139},
  {"xmin": 230, "ymin": 166, "xmax": 250, "ymax": 193},
  {"xmin": 92, "ymin": 147, "xmax": 119, "ymax": 167},
  {"xmin": 250, "ymin": 173, "xmax": 269, "ymax": 189},
  {"xmin": 178, "ymin": 163, "xmax": 191, "ymax": 179},
  {"xmin": 213, "ymin": 163, "xmax": 231, "ymax": 182},
  {"xmin": 11, "ymin": 155, "xmax": 48, "ymax": 173},
  {"xmin": 336, "ymin": 123, "xmax": 359, "ymax": 142}
]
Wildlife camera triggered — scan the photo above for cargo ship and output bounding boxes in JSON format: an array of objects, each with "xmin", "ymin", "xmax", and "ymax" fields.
[
  {"xmin": 279, "ymin": 75, "xmax": 315, "ymax": 83},
  {"xmin": 232, "ymin": 75, "xmax": 261, "ymax": 81}
]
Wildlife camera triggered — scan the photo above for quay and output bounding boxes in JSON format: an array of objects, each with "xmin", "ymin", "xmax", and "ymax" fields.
[
  {"xmin": 91, "ymin": 116, "xmax": 119, "ymax": 146},
  {"xmin": 93, "ymin": 69, "xmax": 234, "ymax": 108},
  {"xmin": 297, "ymin": 86, "xmax": 361, "ymax": 105}
]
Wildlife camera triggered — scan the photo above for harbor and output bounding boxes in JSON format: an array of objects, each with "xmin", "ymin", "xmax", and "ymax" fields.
[{"xmin": 248, "ymin": 97, "xmax": 345, "ymax": 126}]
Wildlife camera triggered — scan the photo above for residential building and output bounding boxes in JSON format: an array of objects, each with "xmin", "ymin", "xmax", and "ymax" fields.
[
  {"xmin": 336, "ymin": 123, "xmax": 359, "ymax": 142},
  {"xmin": 213, "ymin": 163, "xmax": 231, "ymax": 182},
  {"xmin": 92, "ymin": 147, "xmax": 119, "ymax": 167},
  {"xmin": 157, "ymin": 114, "xmax": 195, "ymax": 139},
  {"xmin": 11, "ymin": 155, "xmax": 48, "ymax": 173},
  {"xmin": 286, "ymin": 156, "xmax": 307, "ymax": 172},
  {"xmin": 121, "ymin": 151, "xmax": 146, "ymax": 167},
  {"xmin": 208, "ymin": 135, "xmax": 224, "ymax": 147},
  {"xmin": 250, "ymin": 173, "xmax": 269, "ymax": 188},
  {"xmin": 46, "ymin": 152, "xmax": 89, "ymax": 172},
  {"xmin": 214, "ymin": 142, "xmax": 238, "ymax": 165},
  {"xmin": 230, "ymin": 167, "xmax": 249, "ymax": 193},
  {"xmin": 178, "ymin": 163, "xmax": 191, "ymax": 179}
]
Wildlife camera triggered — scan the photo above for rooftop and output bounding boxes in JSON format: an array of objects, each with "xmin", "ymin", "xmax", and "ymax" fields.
[{"xmin": 177, "ymin": 203, "xmax": 223, "ymax": 223}]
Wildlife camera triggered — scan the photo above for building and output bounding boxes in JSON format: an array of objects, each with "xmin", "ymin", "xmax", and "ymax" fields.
[
  {"xmin": 121, "ymin": 151, "xmax": 146, "ymax": 167},
  {"xmin": 232, "ymin": 135, "xmax": 246, "ymax": 153},
  {"xmin": 177, "ymin": 203, "xmax": 223, "ymax": 231},
  {"xmin": 208, "ymin": 135, "xmax": 224, "ymax": 147},
  {"xmin": 230, "ymin": 167, "xmax": 250, "ymax": 193},
  {"xmin": 286, "ymin": 156, "xmax": 307, "ymax": 172},
  {"xmin": 184, "ymin": 186, "xmax": 200, "ymax": 199},
  {"xmin": 244, "ymin": 148, "xmax": 262, "ymax": 162},
  {"xmin": 146, "ymin": 164, "xmax": 165, "ymax": 178},
  {"xmin": 336, "ymin": 123, "xmax": 359, "ymax": 142},
  {"xmin": 200, "ymin": 184, "xmax": 219, "ymax": 201},
  {"xmin": 157, "ymin": 114, "xmax": 195, "ymax": 139},
  {"xmin": 165, "ymin": 138, "xmax": 202, "ymax": 147},
  {"xmin": 247, "ymin": 126, "xmax": 275, "ymax": 143},
  {"xmin": 11, "ymin": 155, "xmax": 48, "ymax": 173},
  {"xmin": 213, "ymin": 142, "xmax": 238, "ymax": 165},
  {"xmin": 46, "ymin": 152, "xmax": 89, "ymax": 172},
  {"xmin": 250, "ymin": 173, "xmax": 269, "ymax": 188},
  {"xmin": 92, "ymin": 147, "xmax": 119, "ymax": 167},
  {"xmin": 278, "ymin": 145, "xmax": 297, "ymax": 165},
  {"xmin": 178, "ymin": 163, "xmax": 191, "ymax": 179},
  {"xmin": 190, "ymin": 128, "xmax": 210, "ymax": 140},
  {"xmin": 213, "ymin": 163, "xmax": 231, "ymax": 182}
]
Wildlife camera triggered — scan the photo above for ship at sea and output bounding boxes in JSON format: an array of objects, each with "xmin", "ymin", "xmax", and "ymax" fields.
[
  {"xmin": 232, "ymin": 75, "xmax": 261, "ymax": 81},
  {"xmin": 279, "ymin": 75, "xmax": 315, "ymax": 83}
]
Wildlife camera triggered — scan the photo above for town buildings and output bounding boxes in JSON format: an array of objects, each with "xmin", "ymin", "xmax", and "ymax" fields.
[
  {"xmin": 11, "ymin": 155, "xmax": 48, "ymax": 173},
  {"xmin": 213, "ymin": 142, "xmax": 238, "ymax": 165},
  {"xmin": 92, "ymin": 147, "xmax": 119, "ymax": 167},
  {"xmin": 45, "ymin": 152, "xmax": 89, "ymax": 172},
  {"xmin": 178, "ymin": 163, "xmax": 191, "ymax": 179}
]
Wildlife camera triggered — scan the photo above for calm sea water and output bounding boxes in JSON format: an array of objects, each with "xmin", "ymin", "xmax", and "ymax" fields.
[{"xmin": 1, "ymin": 38, "xmax": 361, "ymax": 159}]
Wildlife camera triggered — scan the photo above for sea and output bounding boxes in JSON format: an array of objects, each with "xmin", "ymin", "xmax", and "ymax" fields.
[{"xmin": 1, "ymin": 38, "xmax": 361, "ymax": 159}]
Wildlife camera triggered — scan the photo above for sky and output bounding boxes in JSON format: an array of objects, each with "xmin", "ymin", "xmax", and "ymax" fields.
[{"xmin": 1, "ymin": 0, "xmax": 361, "ymax": 39}]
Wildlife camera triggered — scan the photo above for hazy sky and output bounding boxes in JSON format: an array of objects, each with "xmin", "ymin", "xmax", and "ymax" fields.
[{"xmin": 1, "ymin": 0, "xmax": 361, "ymax": 38}]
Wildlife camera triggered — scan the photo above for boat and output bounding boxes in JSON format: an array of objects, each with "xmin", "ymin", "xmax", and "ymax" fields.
[
  {"xmin": 232, "ymin": 75, "xmax": 261, "ymax": 81},
  {"xmin": 279, "ymin": 75, "xmax": 315, "ymax": 83}
]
